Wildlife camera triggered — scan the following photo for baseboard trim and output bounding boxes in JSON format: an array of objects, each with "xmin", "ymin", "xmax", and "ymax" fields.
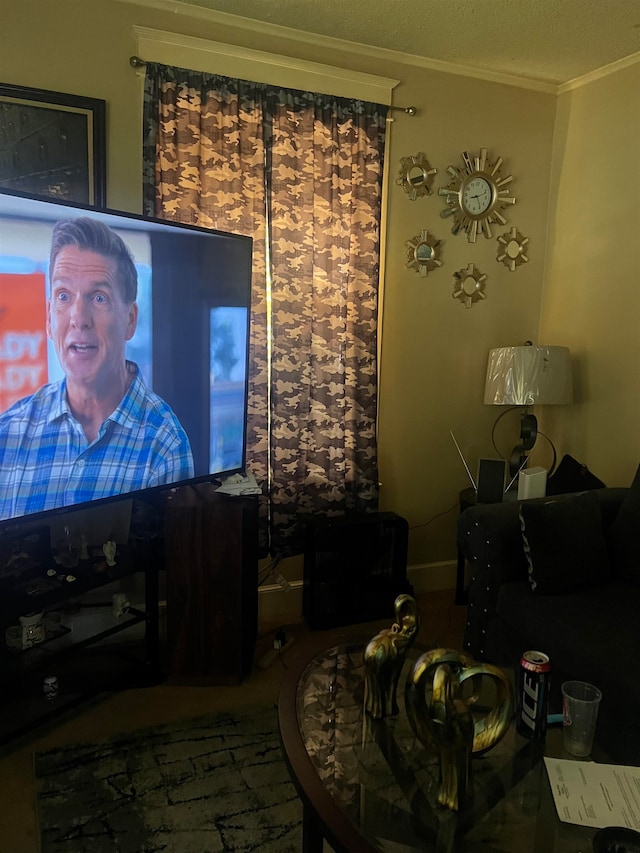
[
  {"xmin": 408, "ymin": 560, "xmax": 457, "ymax": 594},
  {"xmin": 257, "ymin": 580, "xmax": 304, "ymax": 628},
  {"xmin": 257, "ymin": 560, "xmax": 456, "ymax": 628}
]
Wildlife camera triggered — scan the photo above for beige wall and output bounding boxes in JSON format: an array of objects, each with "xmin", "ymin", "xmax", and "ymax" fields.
[
  {"xmin": 377, "ymin": 71, "xmax": 554, "ymax": 566},
  {"xmin": 5, "ymin": 1, "xmax": 631, "ymax": 583},
  {"xmin": 540, "ymin": 62, "xmax": 640, "ymax": 488}
]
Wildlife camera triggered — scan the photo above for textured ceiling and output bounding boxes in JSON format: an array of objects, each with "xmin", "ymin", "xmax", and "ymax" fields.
[{"xmin": 162, "ymin": 0, "xmax": 640, "ymax": 85}]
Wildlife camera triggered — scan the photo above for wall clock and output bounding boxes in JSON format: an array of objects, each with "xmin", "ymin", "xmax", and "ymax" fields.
[
  {"xmin": 497, "ymin": 227, "xmax": 529, "ymax": 271},
  {"xmin": 439, "ymin": 148, "xmax": 516, "ymax": 243},
  {"xmin": 452, "ymin": 263, "xmax": 487, "ymax": 308},
  {"xmin": 396, "ymin": 153, "xmax": 437, "ymax": 200},
  {"xmin": 405, "ymin": 229, "xmax": 442, "ymax": 276}
]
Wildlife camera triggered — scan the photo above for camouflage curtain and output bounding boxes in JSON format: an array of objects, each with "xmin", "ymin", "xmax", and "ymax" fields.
[
  {"xmin": 143, "ymin": 63, "xmax": 386, "ymax": 556},
  {"xmin": 143, "ymin": 65, "xmax": 271, "ymax": 551}
]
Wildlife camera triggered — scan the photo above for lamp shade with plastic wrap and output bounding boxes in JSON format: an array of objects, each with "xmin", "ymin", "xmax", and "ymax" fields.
[{"xmin": 484, "ymin": 346, "xmax": 573, "ymax": 406}]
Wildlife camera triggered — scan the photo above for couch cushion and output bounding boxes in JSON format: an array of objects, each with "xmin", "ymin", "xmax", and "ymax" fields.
[
  {"xmin": 497, "ymin": 580, "xmax": 640, "ymax": 678},
  {"xmin": 519, "ymin": 491, "xmax": 610, "ymax": 594},
  {"xmin": 606, "ymin": 464, "xmax": 640, "ymax": 586}
]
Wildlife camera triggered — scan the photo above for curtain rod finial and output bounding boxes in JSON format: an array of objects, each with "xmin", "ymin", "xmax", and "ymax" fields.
[{"xmin": 130, "ymin": 56, "xmax": 146, "ymax": 68}]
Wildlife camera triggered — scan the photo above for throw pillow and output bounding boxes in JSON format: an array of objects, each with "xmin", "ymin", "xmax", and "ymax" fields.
[
  {"xmin": 546, "ymin": 454, "xmax": 606, "ymax": 496},
  {"xmin": 519, "ymin": 491, "xmax": 610, "ymax": 594},
  {"xmin": 606, "ymin": 464, "xmax": 640, "ymax": 586}
]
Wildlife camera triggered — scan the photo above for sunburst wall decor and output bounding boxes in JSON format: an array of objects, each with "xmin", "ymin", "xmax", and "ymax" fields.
[
  {"xmin": 405, "ymin": 229, "xmax": 442, "ymax": 277},
  {"xmin": 439, "ymin": 148, "xmax": 516, "ymax": 243},
  {"xmin": 396, "ymin": 153, "xmax": 437, "ymax": 200},
  {"xmin": 497, "ymin": 227, "xmax": 529, "ymax": 271},
  {"xmin": 453, "ymin": 263, "xmax": 487, "ymax": 308}
]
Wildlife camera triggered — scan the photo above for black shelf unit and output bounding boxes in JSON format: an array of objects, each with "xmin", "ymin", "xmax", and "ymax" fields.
[{"xmin": 0, "ymin": 534, "xmax": 161, "ymax": 747}]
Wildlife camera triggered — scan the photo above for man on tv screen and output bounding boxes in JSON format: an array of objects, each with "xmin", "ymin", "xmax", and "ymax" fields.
[{"xmin": 0, "ymin": 217, "xmax": 194, "ymax": 522}]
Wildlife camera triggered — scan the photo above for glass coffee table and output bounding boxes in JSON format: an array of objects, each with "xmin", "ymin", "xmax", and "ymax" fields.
[{"xmin": 278, "ymin": 642, "xmax": 606, "ymax": 853}]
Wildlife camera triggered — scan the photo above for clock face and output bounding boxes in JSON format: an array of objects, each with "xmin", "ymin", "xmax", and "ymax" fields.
[{"xmin": 462, "ymin": 176, "xmax": 494, "ymax": 216}]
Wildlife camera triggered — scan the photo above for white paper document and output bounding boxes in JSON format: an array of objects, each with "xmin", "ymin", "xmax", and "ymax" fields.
[
  {"xmin": 545, "ymin": 757, "xmax": 640, "ymax": 830},
  {"xmin": 215, "ymin": 472, "xmax": 261, "ymax": 496}
]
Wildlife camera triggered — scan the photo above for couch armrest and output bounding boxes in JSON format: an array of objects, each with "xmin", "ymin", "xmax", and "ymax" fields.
[
  {"xmin": 459, "ymin": 486, "xmax": 627, "ymax": 661},
  {"xmin": 458, "ymin": 499, "xmax": 526, "ymax": 661}
]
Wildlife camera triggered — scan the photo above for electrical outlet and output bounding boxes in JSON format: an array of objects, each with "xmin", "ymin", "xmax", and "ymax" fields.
[{"xmin": 258, "ymin": 635, "xmax": 295, "ymax": 669}]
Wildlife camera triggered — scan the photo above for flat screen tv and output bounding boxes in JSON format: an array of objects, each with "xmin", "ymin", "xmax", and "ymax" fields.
[{"xmin": 0, "ymin": 188, "xmax": 253, "ymax": 530}]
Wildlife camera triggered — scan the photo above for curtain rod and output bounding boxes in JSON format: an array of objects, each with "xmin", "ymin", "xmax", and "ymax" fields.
[
  {"xmin": 390, "ymin": 106, "xmax": 417, "ymax": 116},
  {"xmin": 129, "ymin": 56, "xmax": 417, "ymax": 115}
]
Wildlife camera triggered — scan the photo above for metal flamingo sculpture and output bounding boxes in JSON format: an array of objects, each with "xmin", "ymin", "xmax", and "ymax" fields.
[
  {"xmin": 430, "ymin": 660, "xmax": 476, "ymax": 809},
  {"xmin": 405, "ymin": 648, "xmax": 514, "ymax": 811}
]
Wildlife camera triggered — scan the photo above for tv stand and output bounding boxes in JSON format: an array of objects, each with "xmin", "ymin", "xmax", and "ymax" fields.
[{"xmin": 0, "ymin": 521, "xmax": 161, "ymax": 747}]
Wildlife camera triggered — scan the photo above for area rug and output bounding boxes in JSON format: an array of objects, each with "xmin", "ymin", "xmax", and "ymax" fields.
[{"xmin": 35, "ymin": 704, "xmax": 302, "ymax": 853}]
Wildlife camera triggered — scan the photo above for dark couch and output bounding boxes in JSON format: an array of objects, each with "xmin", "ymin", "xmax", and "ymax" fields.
[{"xmin": 458, "ymin": 473, "xmax": 640, "ymax": 764}]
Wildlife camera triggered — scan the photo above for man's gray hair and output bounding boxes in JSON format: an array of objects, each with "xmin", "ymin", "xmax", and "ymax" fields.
[{"xmin": 49, "ymin": 217, "xmax": 138, "ymax": 303}]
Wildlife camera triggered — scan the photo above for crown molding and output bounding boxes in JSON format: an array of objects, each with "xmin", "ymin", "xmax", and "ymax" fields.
[
  {"xmin": 123, "ymin": 0, "xmax": 559, "ymax": 94},
  {"xmin": 558, "ymin": 51, "xmax": 640, "ymax": 94},
  {"xmin": 126, "ymin": 0, "xmax": 638, "ymax": 95}
]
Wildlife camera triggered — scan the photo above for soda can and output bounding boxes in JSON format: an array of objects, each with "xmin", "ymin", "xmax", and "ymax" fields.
[{"xmin": 516, "ymin": 650, "xmax": 551, "ymax": 739}]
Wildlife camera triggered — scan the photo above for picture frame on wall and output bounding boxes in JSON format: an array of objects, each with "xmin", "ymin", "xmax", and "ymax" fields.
[{"xmin": 0, "ymin": 83, "xmax": 106, "ymax": 207}]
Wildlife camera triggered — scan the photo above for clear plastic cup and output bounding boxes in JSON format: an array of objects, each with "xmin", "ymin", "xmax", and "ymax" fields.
[{"xmin": 561, "ymin": 680, "xmax": 602, "ymax": 757}]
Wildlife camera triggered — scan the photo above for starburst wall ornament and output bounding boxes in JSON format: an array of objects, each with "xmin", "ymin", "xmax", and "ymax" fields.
[
  {"xmin": 452, "ymin": 263, "xmax": 487, "ymax": 308},
  {"xmin": 405, "ymin": 230, "xmax": 442, "ymax": 277},
  {"xmin": 439, "ymin": 148, "xmax": 516, "ymax": 243},
  {"xmin": 497, "ymin": 227, "xmax": 529, "ymax": 271}
]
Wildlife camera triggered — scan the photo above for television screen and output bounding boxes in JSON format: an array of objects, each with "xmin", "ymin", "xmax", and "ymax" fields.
[{"xmin": 0, "ymin": 189, "xmax": 253, "ymax": 526}]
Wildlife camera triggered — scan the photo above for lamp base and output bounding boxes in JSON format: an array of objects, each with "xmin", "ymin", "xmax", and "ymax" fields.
[
  {"xmin": 492, "ymin": 409, "xmax": 559, "ymax": 482},
  {"xmin": 509, "ymin": 447, "xmax": 528, "ymax": 481},
  {"xmin": 492, "ymin": 408, "xmax": 538, "ymax": 480}
]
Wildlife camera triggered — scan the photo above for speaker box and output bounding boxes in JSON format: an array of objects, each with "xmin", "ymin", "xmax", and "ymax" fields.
[
  {"xmin": 476, "ymin": 458, "xmax": 507, "ymax": 503},
  {"xmin": 303, "ymin": 512, "xmax": 412, "ymax": 630},
  {"xmin": 164, "ymin": 488, "xmax": 258, "ymax": 685}
]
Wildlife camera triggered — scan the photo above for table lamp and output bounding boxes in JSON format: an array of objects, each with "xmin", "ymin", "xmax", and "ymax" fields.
[{"xmin": 484, "ymin": 343, "xmax": 573, "ymax": 478}]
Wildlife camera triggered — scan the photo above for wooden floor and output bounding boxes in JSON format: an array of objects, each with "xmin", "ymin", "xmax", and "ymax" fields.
[{"xmin": 0, "ymin": 589, "xmax": 466, "ymax": 853}]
